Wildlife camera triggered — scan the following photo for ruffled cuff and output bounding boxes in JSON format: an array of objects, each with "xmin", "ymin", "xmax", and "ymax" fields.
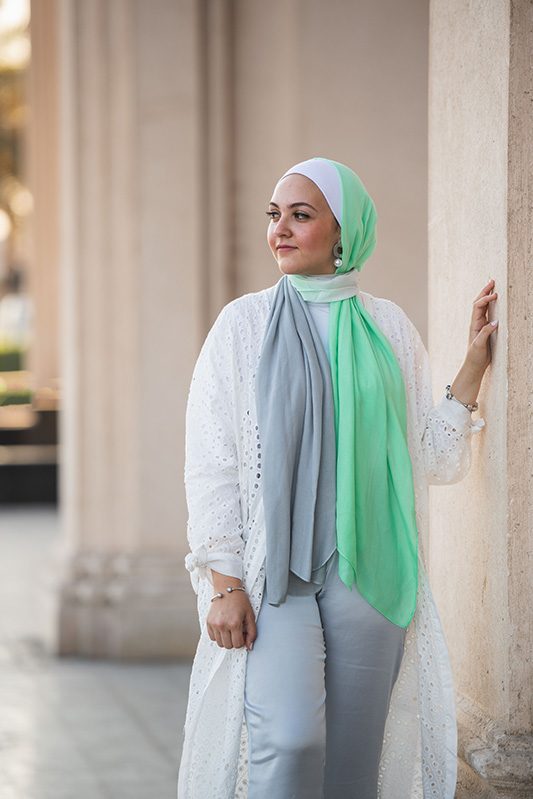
[
  {"xmin": 184, "ymin": 545, "xmax": 244, "ymax": 593},
  {"xmin": 433, "ymin": 393, "xmax": 486, "ymax": 435}
]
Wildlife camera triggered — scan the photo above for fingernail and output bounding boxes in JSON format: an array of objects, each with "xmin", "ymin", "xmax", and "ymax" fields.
[
  {"xmin": 491, "ymin": 319, "xmax": 499, "ymax": 326},
  {"xmin": 249, "ymin": 642, "xmax": 254, "ymax": 650}
]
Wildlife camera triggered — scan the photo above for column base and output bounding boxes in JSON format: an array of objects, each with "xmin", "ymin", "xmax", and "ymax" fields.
[
  {"xmin": 53, "ymin": 550, "xmax": 200, "ymax": 659},
  {"xmin": 457, "ymin": 694, "xmax": 533, "ymax": 799}
]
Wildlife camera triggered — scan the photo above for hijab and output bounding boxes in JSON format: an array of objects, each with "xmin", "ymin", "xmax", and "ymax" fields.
[{"xmin": 255, "ymin": 157, "xmax": 418, "ymax": 628}]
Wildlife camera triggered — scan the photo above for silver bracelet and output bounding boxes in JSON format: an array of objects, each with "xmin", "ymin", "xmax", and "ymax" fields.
[
  {"xmin": 210, "ymin": 585, "xmax": 247, "ymax": 602},
  {"xmin": 445, "ymin": 384, "xmax": 478, "ymax": 413}
]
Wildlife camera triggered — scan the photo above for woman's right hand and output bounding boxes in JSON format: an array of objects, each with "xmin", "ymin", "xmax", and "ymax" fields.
[{"xmin": 206, "ymin": 571, "xmax": 257, "ymax": 651}]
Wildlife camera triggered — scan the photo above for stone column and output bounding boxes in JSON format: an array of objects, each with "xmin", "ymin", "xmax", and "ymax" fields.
[
  {"xmin": 53, "ymin": 0, "xmax": 206, "ymax": 658},
  {"xmin": 428, "ymin": 1, "xmax": 532, "ymax": 796},
  {"xmin": 201, "ymin": 0, "xmax": 238, "ymax": 325}
]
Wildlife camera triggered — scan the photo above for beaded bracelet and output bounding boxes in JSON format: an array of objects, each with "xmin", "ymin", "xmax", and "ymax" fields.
[{"xmin": 445, "ymin": 384, "xmax": 478, "ymax": 413}]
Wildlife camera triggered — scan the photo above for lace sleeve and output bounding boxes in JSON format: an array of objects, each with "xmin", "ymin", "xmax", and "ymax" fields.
[
  {"xmin": 183, "ymin": 304, "xmax": 244, "ymax": 593},
  {"xmin": 405, "ymin": 313, "xmax": 485, "ymax": 485}
]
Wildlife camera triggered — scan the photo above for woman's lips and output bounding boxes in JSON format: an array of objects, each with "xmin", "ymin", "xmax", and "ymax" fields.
[{"xmin": 277, "ymin": 246, "xmax": 296, "ymax": 251}]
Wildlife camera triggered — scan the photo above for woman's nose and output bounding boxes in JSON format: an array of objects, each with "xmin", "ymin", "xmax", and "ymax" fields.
[{"xmin": 274, "ymin": 215, "xmax": 291, "ymax": 235}]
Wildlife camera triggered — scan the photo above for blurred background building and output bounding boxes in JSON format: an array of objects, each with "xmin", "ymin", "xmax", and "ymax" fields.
[
  {"xmin": 0, "ymin": 1, "xmax": 530, "ymax": 797},
  {"xmin": 0, "ymin": 0, "xmax": 57, "ymax": 506}
]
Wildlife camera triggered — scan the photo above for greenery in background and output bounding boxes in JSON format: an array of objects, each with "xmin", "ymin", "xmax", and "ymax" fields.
[
  {"xmin": 0, "ymin": 1, "xmax": 32, "ymax": 357},
  {"xmin": 0, "ymin": 342, "xmax": 23, "ymax": 371},
  {"xmin": 0, "ymin": 57, "xmax": 29, "ymax": 242},
  {"xmin": 0, "ymin": 371, "xmax": 31, "ymax": 406},
  {"xmin": 0, "ymin": 387, "xmax": 31, "ymax": 405},
  {"xmin": 0, "ymin": 4, "xmax": 32, "ymax": 410}
]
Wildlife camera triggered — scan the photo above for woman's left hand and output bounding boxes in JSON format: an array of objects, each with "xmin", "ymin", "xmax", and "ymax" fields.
[{"xmin": 464, "ymin": 278, "xmax": 499, "ymax": 375}]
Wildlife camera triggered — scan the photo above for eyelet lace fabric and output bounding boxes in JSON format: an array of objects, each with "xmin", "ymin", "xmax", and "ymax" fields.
[{"xmin": 177, "ymin": 286, "xmax": 485, "ymax": 799}]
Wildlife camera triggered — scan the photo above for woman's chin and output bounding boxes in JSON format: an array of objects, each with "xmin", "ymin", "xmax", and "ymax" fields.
[{"xmin": 278, "ymin": 261, "xmax": 311, "ymax": 275}]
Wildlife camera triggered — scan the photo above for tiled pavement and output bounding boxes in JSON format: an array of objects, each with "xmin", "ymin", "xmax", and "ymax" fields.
[{"xmin": 0, "ymin": 506, "xmax": 192, "ymax": 799}]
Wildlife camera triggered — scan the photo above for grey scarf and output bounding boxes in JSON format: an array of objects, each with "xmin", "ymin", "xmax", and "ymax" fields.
[{"xmin": 255, "ymin": 276, "xmax": 337, "ymax": 605}]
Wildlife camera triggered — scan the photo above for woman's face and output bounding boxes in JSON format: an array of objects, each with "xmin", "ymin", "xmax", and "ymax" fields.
[{"xmin": 266, "ymin": 173, "xmax": 340, "ymax": 276}]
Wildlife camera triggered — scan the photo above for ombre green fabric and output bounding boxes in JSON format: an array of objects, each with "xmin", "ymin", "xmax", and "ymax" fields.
[{"xmin": 288, "ymin": 159, "xmax": 418, "ymax": 628}]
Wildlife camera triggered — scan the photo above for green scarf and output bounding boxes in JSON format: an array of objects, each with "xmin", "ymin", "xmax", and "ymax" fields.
[{"xmin": 287, "ymin": 159, "xmax": 418, "ymax": 628}]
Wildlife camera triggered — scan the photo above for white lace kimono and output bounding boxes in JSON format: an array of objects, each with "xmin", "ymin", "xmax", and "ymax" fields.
[{"xmin": 177, "ymin": 280, "xmax": 485, "ymax": 799}]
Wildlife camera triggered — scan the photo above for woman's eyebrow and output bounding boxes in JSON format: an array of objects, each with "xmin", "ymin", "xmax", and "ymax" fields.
[{"xmin": 268, "ymin": 201, "xmax": 317, "ymax": 211}]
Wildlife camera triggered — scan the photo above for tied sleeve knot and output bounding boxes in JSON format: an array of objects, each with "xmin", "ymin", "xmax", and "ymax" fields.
[
  {"xmin": 184, "ymin": 545, "xmax": 209, "ymax": 573},
  {"xmin": 184, "ymin": 545, "xmax": 244, "ymax": 594},
  {"xmin": 184, "ymin": 546, "xmax": 213, "ymax": 593}
]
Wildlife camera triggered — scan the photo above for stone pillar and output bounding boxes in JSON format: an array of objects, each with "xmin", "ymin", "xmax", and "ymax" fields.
[
  {"xmin": 53, "ymin": 0, "xmax": 206, "ymax": 658},
  {"xmin": 201, "ymin": 0, "xmax": 238, "ymax": 324},
  {"xmin": 428, "ymin": 1, "xmax": 532, "ymax": 796}
]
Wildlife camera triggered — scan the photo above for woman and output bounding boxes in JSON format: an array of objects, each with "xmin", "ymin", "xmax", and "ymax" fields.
[{"xmin": 177, "ymin": 157, "xmax": 498, "ymax": 799}]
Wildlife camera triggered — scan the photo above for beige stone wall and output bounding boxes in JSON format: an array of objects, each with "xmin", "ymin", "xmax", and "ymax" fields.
[
  {"xmin": 429, "ymin": 0, "xmax": 510, "ymax": 712},
  {"xmin": 429, "ymin": 1, "xmax": 532, "ymax": 795}
]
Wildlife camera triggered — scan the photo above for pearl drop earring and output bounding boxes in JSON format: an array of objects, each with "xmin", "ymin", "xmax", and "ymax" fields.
[{"xmin": 333, "ymin": 240, "xmax": 343, "ymax": 268}]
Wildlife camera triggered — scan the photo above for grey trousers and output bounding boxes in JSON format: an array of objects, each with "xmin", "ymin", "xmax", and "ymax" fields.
[{"xmin": 244, "ymin": 550, "xmax": 407, "ymax": 799}]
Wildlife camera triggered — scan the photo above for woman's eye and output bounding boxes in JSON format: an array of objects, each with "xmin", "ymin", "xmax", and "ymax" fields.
[{"xmin": 265, "ymin": 211, "xmax": 309, "ymax": 220}]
